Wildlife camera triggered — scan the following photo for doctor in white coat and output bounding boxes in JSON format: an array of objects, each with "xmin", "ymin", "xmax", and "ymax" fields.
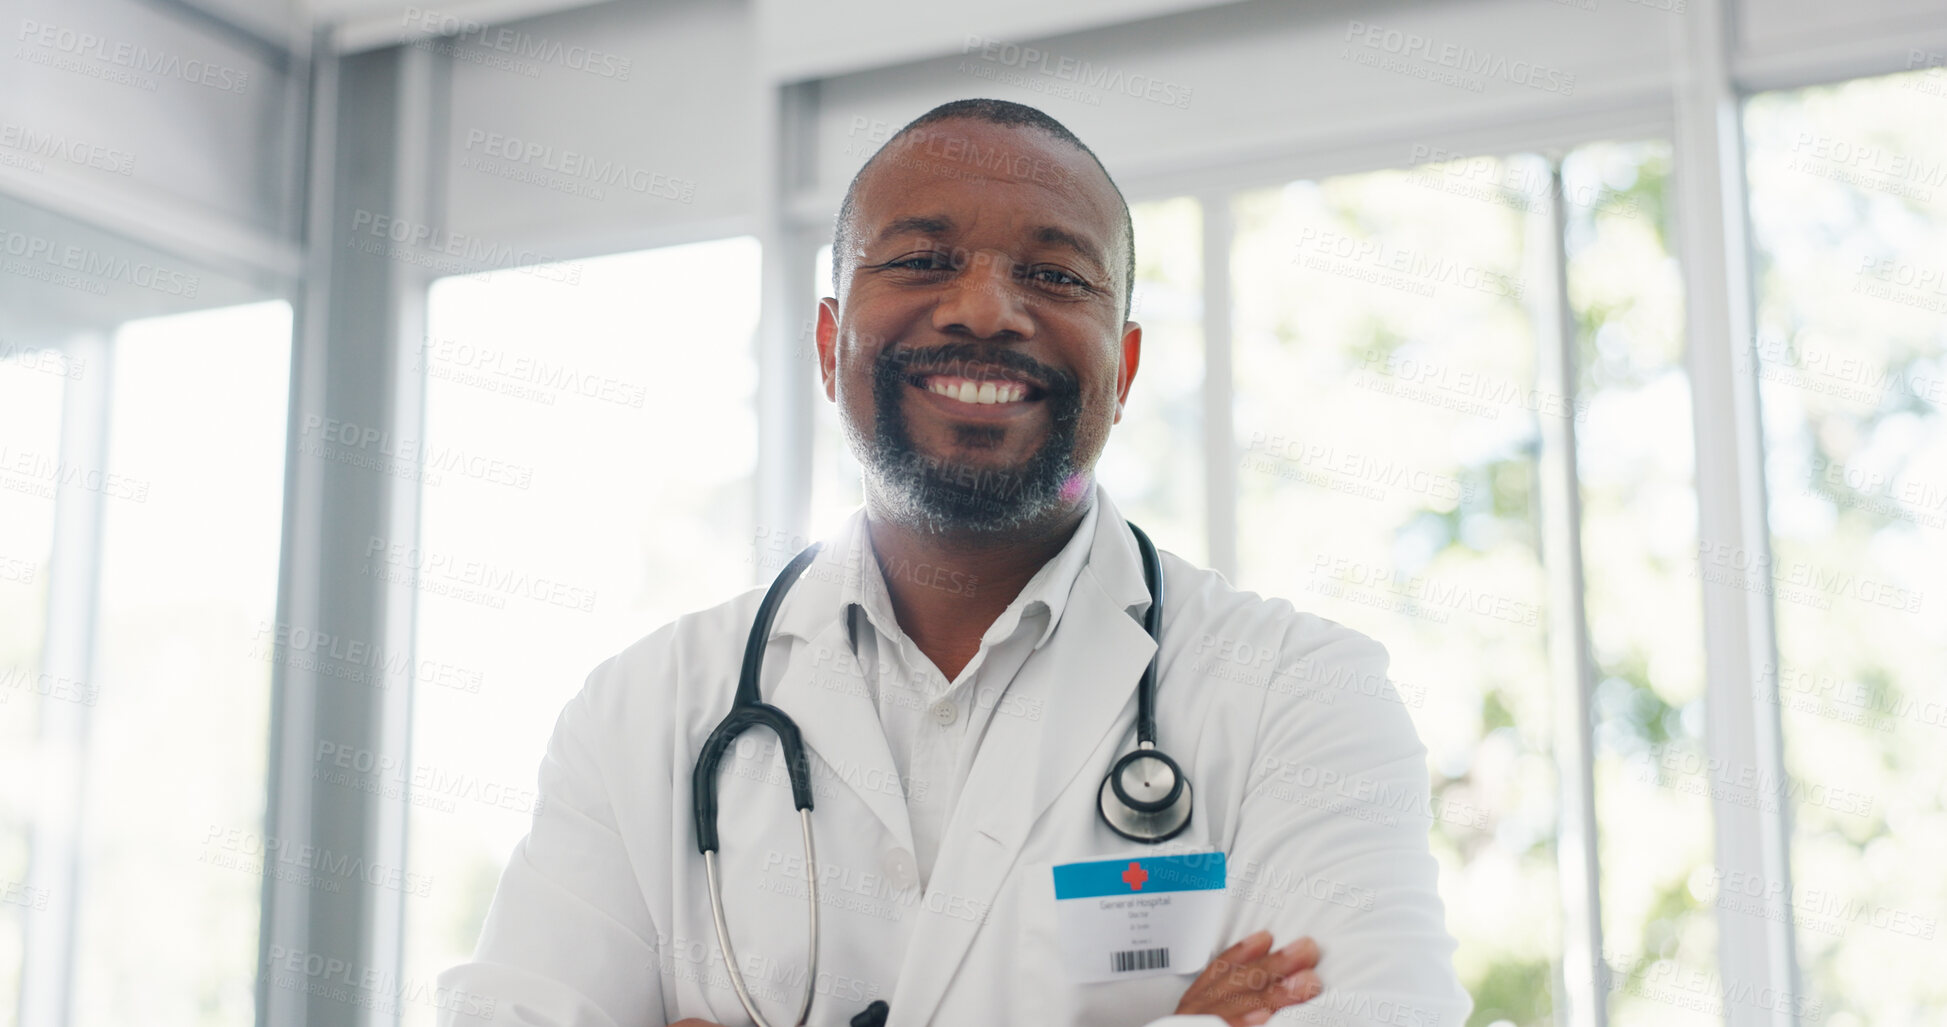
[{"xmin": 438, "ymin": 98, "xmax": 1472, "ymax": 1027}]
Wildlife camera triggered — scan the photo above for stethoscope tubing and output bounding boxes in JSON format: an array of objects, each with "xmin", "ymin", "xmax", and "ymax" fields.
[
  {"xmin": 1126, "ymin": 521, "xmax": 1164, "ymax": 748},
  {"xmin": 694, "ymin": 542, "xmax": 826, "ymax": 1026},
  {"xmin": 690, "ymin": 518, "xmax": 1185, "ymax": 1024},
  {"xmin": 704, "ymin": 809, "xmax": 819, "ymax": 1027}
]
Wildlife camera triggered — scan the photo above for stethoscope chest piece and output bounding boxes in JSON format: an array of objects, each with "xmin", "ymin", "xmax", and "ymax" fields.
[
  {"xmin": 1092, "ymin": 521, "xmax": 1194, "ymax": 844},
  {"xmin": 1097, "ymin": 746, "xmax": 1194, "ymax": 843}
]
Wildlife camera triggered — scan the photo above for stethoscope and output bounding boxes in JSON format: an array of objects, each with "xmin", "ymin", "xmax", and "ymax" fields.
[{"xmin": 691, "ymin": 520, "xmax": 1192, "ymax": 1027}]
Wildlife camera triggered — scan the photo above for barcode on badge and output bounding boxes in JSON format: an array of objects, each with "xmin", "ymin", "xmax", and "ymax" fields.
[{"xmin": 1111, "ymin": 947, "xmax": 1170, "ymax": 973}]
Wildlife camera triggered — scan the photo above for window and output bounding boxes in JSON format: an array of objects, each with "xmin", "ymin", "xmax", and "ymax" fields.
[
  {"xmin": 1562, "ymin": 142, "xmax": 1717, "ymax": 1025},
  {"xmin": 809, "ymin": 241, "xmax": 861, "ymax": 539},
  {"xmin": 1743, "ymin": 68, "xmax": 1947, "ymax": 1024},
  {"xmin": 1230, "ymin": 156, "xmax": 1564, "ymax": 1025},
  {"xmin": 2, "ymin": 299, "xmax": 292, "ymax": 1027},
  {"xmin": 0, "ymin": 349, "xmax": 67, "ymax": 1022},
  {"xmin": 1226, "ymin": 140, "xmax": 1711, "ymax": 1025},
  {"xmin": 73, "ymin": 303, "xmax": 292, "ymax": 1026},
  {"xmin": 401, "ymin": 238, "xmax": 763, "ymax": 1025},
  {"xmin": 1100, "ymin": 197, "xmax": 1208, "ymax": 562}
]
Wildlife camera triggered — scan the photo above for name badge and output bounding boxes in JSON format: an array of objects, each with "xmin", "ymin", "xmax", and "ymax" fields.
[{"xmin": 1051, "ymin": 851, "xmax": 1227, "ymax": 983}]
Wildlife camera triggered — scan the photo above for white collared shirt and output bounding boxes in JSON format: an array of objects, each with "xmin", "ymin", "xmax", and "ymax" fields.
[{"xmin": 837, "ymin": 493, "xmax": 1102, "ymax": 887}]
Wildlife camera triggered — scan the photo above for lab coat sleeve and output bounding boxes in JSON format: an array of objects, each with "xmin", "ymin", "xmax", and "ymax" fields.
[
  {"xmin": 1197, "ymin": 623, "xmax": 1472, "ymax": 1027},
  {"xmin": 437, "ymin": 661, "xmax": 667, "ymax": 1027}
]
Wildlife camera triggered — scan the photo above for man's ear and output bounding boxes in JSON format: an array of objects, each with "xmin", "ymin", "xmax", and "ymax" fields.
[
  {"xmin": 1113, "ymin": 320, "xmax": 1142, "ymax": 425},
  {"xmin": 815, "ymin": 297, "xmax": 840, "ymax": 401}
]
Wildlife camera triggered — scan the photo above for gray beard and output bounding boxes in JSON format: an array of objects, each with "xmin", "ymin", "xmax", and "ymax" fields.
[{"xmin": 854, "ymin": 343, "xmax": 1085, "ymax": 535}]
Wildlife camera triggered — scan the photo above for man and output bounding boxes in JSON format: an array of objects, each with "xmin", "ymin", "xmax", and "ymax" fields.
[{"xmin": 440, "ymin": 98, "xmax": 1470, "ymax": 1027}]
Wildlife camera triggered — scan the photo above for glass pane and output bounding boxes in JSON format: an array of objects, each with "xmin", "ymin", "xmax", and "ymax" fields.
[
  {"xmin": 71, "ymin": 301, "xmax": 293, "ymax": 1026},
  {"xmin": 1561, "ymin": 141, "xmax": 1719, "ymax": 1024},
  {"xmin": 1745, "ymin": 69, "xmax": 1947, "ymax": 1025},
  {"xmin": 0, "ymin": 350, "xmax": 68, "ymax": 1022},
  {"xmin": 1230, "ymin": 158, "xmax": 1556, "ymax": 1026},
  {"xmin": 0, "ymin": 184, "xmax": 292, "ymax": 1027},
  {"xmin": 403, "ymin": 239, "xmax": 762, "ymax": 1026},
  {"xmin": 810, "ymin": 241, "xmax": 864, "ymax": 539},
  {"xmin": 1100, "ymin": 197, "xmax": 1206, "ymax": 563}
]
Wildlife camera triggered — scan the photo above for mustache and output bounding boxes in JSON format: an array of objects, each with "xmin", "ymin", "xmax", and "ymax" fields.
[{"xmin": 875, "ymin": 342, "xmax": 1081, "ymax": 397}]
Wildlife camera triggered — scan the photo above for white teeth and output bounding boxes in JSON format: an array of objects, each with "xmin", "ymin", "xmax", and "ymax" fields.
[{"xmin": 924, "ymin": 377, "xmax": 1030, "ymax": 405}]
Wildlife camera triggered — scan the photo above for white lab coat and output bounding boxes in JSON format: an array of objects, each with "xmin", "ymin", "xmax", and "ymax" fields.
[{"xmin": 438, "ymin": 487, "xmax": 1471, "ymax": 1027}]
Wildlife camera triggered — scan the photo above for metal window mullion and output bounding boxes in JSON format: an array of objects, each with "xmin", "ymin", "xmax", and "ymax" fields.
[
  {"xmin": 259, "ymin": 39, "xmax": 436, "ymax": 1027},
  {"xmin": 18, "ymin": 330, "xmax": 113, "ymax": 1027},
  {"xmin": 258, "ymin": 27, "xmax": 337, "ymax": 1027},
  {"xmin": 1530, "ymin": 159, "xmax": 1607, "ymax": 1027},
  {"xmin": 1199, "ymin": 191, "xmax": 1236, "ymax": 580},
  {"xmin": 1675, "ymin": 2, "xmax": 1800, "ymax": 1023},
  {"xmin": 755, "ymin": 83, "xmax": 818, "ymax": 564},
  {"xmin": 364, "ymin": 40, "xmax": 440, "ymax": 1027}
]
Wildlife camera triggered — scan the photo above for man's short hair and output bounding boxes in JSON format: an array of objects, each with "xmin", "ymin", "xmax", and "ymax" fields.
[{"xmin": 832, "ymin": 98, "xmax": 1136, "ymax": 324}]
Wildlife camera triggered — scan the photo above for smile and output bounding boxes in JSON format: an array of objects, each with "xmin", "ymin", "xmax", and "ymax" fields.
[{"xmin": 909, "ymin": 373, "xmax": 1044, "ymax": 406}]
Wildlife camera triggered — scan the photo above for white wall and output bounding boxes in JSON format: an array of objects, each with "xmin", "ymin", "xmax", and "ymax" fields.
[
  {"xmin": 6, "ymin": 0, "xmax": 1946, "ymax": 306},
  {"xmin": 753, "ymin": 0, "xmax": 1247, "ymax": 83},
  {"xmin": 433, "ymin": 0, "xmax": 761, "ymax": 259},
  {"xmin": 1, "ymin": 0, "xmax": 300, "ymax": 236},
  {"xmin": 1737, "ymin": 0, "xmax": 1947, "ymax": 86},
  {"xmin": 802, "ymin": 0, "xmax": 1680, "ymax": 214},
  {"xmin": 1741, "ymin": 0, "xmax": 1947, "ymax": 58},
  {"xmin": 0, "ymin": 0, "xmax": 303, "ymax": 333},
  {"xmin": 419, "ymin": 0, "xmax": 1947, "ymax": 248}
]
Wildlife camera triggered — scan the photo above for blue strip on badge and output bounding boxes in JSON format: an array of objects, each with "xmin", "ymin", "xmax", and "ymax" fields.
[{"xmin": 1052, "ymin": 852, "xmax": 1226, "ymax": 900}]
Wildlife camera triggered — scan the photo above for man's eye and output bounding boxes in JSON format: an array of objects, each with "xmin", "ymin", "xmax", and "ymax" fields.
[
  {"xmin": 887, "ymin": 253, "xmax": 955, "ymax": 271},
  {"xmin": 1024, "ymin": 266, "xmax": 1089, "ymax": 289}
]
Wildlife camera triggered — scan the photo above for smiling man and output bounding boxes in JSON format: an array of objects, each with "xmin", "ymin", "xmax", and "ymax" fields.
[{"xmin": 440, "ymin": 99, "xmax": 1471, "ymax": 1027}]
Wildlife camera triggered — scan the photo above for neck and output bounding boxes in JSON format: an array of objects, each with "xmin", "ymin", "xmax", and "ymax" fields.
[{"xmin": 861, "ymin": 491, "xmax": 1091, "ymax": 681}]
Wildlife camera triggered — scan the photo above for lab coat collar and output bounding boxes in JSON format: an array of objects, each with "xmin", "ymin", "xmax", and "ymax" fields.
[
  {"xmin": 766, "ymin": 480, "xmax": 1152, "ymax": 649},
  {"xmin": 1067, "ymin": 482, "xmax": 1156, "ymax": 625}
]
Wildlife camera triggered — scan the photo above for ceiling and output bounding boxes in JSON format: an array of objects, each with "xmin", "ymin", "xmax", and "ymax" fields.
[{"xmin": 159, "ymin": 0, "xmax": 614, "ymax": 53}]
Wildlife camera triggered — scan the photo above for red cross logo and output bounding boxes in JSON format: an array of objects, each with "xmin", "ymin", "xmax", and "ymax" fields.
[{"xmin": 1122, "ymin": 861, "xmax": 1149, "ymax": 891}]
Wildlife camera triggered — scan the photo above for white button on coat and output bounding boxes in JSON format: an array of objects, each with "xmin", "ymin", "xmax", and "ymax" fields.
[
  {"xmin": 883, "ymin": 847, "xmax": 919, "ymax": 892},
  {"xmin": 437, "ymin": 486, "xmax": 1472, "ymax": 1027},
  {"xmin": 930, "ymin": 700, "xmax": 958, "ymax": 726}
]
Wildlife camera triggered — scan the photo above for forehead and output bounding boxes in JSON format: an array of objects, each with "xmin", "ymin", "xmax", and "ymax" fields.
[{"xmin": 852, "ymin": 119, "xmax": 1121, "ymax": 259}]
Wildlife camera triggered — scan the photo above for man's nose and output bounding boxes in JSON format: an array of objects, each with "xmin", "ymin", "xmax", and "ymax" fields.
[{"xmin": 930, "ymin": 250, "xmax": 1035, "ymax": 340}]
